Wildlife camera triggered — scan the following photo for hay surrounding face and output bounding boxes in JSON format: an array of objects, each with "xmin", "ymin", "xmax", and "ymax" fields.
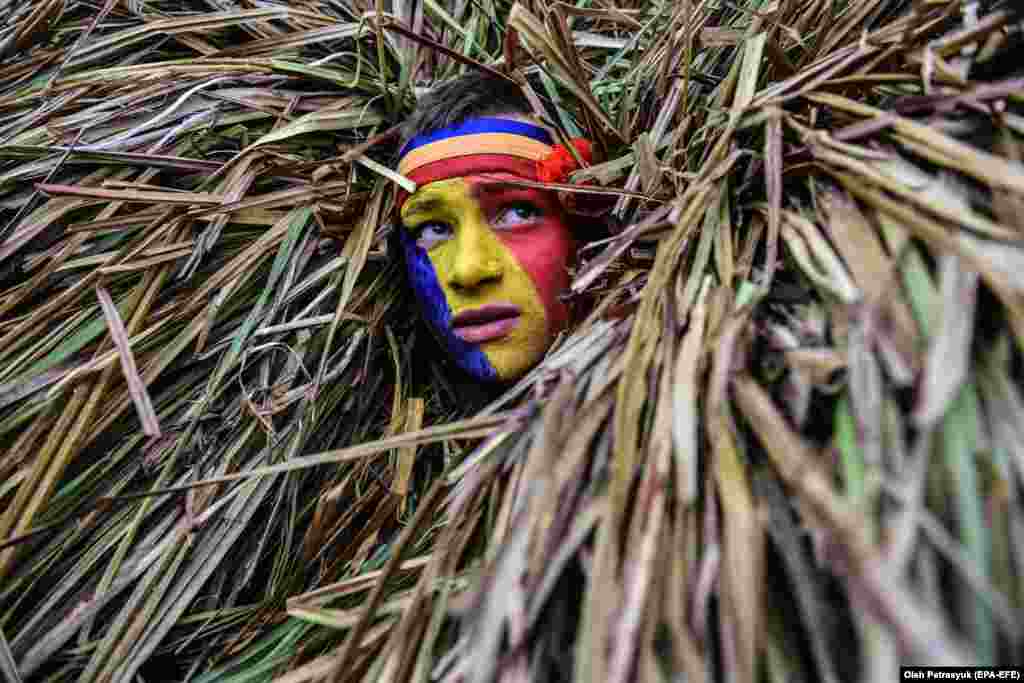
[{"xmin": 1, "ymin": 0, "xmax": 1022, "ymax": 681}]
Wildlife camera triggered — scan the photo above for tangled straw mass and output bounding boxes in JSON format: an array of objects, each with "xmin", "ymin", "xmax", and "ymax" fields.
[{"xmin": 0, "ymin": 0, "xmax": 1022, "ymax": 681}]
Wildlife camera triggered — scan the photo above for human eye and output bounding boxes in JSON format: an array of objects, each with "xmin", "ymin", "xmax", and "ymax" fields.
[
  {"xmin": 493, "ymin": 201, "xmax": 543, "ymax": 229},
  {"xmin": 410, "ymin": 221, "xmax": 452, "ymax": 250}
]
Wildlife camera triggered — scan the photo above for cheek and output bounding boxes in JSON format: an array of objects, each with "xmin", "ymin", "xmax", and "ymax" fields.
[
  {"xmin": 498, "ymin": 217, "xmax": 574, "ymax": 333},
  {"xmin": 403, "ymin": 241, "xmax": 452, "ymax": 327},
  {"xmin": 423, "ymin": 243, "xmax": 455, "ymax": 293},
  {"xmin": 399, "ymin": 231, "xmax": 497, "ymax": 381}
]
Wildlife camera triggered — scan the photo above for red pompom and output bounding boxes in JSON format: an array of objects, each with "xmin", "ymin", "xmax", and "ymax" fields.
[{"xmin": 536, "ymin": 138, "xmax": 593, "ymax": 184}]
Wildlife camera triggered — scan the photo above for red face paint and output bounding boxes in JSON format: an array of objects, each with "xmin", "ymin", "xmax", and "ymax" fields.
[{"xmin": 466, "ymin": 174, "xmax": 574, "ymax": 337}]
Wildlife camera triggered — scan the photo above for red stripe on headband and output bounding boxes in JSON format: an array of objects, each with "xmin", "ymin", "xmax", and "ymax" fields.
[{"xmin": 395, "ymin": 154, "xmax": 539, "ymax": 209}]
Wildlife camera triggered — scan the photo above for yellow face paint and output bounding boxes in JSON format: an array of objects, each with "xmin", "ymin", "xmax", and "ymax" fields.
[{"xmin": 400, "ymin": 177, "xmax": 553, "ymax": 381}]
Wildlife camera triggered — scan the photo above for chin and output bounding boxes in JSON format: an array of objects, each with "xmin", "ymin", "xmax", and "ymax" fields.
[
  {"xmin": 481, "ymin": 323, "xmax": 550, "ymax": 381},
  {"xmin": 488, "ymin": 353, "xmax": 544, "ymax": 381}
]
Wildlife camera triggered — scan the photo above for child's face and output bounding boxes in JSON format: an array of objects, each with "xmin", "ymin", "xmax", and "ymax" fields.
[{"xmin": 399, "ymin": 173, "xmax": 574, "ymax": 381}]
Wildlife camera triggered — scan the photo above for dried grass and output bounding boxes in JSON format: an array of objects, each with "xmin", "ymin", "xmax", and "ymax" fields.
[{"xmin": 0, "ymin": 0, "xmax": 1022, "ymax": 681}]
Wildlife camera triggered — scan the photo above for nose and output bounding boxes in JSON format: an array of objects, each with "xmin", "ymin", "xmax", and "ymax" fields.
[{"xmin": 448, "ymin": 213, "xmax": 502, "ymax": 291}]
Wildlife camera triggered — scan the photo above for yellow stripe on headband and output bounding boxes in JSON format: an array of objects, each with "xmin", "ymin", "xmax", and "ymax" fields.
[{"xmin": 397, "ymin": 133, "xmax": 553, "ymax": 176}]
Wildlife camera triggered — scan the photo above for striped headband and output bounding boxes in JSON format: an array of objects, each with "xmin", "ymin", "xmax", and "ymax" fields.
[{"xmin": 395, "ymin": 118, "xmax": 554, "ymax": 206}]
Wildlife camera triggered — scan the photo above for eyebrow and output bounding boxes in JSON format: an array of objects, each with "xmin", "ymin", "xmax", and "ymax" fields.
[
  {"xmin": 470, "ymin": 179, "xmax": 550, "ymax": 203},
  {"xmin": 401, "ymin": 195, "xmax": 445, "ymax": 221},
  {"xmin": 471, "ymin": 180, "xmax": 522, "ymax": 198}
]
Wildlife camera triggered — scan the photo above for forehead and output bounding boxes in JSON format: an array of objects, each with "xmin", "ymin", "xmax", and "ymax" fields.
[
  {"xmin": 401, "ymin": 174, "xmax": 532, "ymax": 214},
  {"xmin": 411, "ymin": 177, "xmax": 470, "ymax": 199},
  {"xmin": 400, "ymin": 178, "xmax": 471, "ymax": 219}
]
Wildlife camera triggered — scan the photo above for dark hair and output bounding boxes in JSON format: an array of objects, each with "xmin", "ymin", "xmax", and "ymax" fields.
[{"xmin": 399, "ymin": 71, "xmax": 532, "ymax": 143}]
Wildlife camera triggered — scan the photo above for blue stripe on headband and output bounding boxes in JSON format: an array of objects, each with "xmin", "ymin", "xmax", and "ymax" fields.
[{"xmin": 398, "ymin": 117, "xmax": 554, "ymax": 160}]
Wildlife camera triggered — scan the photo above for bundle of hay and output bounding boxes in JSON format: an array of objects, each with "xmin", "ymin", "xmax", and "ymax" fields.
[{"xmin": 1, "ymin": 0, "xmax": 1021, "ymax": 681}]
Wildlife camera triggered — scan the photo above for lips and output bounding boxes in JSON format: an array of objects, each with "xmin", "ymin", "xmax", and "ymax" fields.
[{"xmin": 452, "ymin": 303, "xmax": 521, "ymax": 343}]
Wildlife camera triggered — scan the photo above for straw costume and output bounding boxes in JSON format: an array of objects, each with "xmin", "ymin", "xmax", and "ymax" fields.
[{"xmin": 0, "ymin": 1, "xmax": 1022, "ymax": 681}]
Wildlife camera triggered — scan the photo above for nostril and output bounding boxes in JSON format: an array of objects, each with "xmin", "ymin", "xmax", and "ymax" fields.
[{"xmin": 449, "ymin": 249, "xmax": 503, "ymax": 290}]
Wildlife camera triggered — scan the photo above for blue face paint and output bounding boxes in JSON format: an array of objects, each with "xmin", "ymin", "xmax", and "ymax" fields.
[{"xmin": 399, "ymin": 229, "xmax": 497, "ymax": 381}]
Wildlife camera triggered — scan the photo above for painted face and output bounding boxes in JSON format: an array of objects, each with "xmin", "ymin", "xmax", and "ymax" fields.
[{"xmin": 400, "ymin": 173, "xmax": 574, "ymax": 381}]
